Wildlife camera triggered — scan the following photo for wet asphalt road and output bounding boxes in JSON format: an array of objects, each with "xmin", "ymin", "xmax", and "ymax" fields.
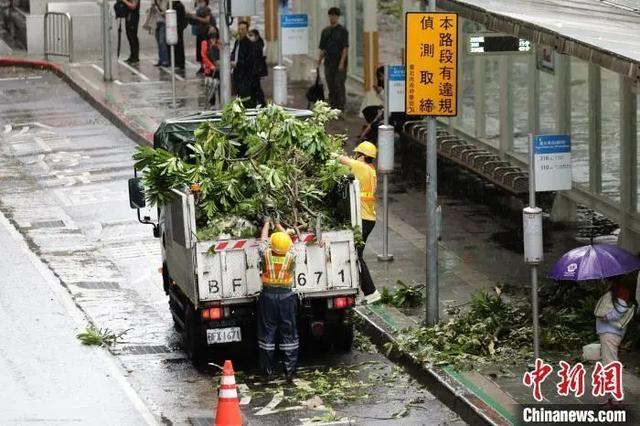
[
  {"xmin": 0, "ymin": 68, "xmax": 464, "ymax": 425},
  {"xmin": 0, "ymin": 209, "xmax": 152, "ymax": 425}
]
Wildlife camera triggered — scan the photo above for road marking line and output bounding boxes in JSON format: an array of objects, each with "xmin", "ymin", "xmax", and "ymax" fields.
[
  {"xmin": 34, "ymin": 137, "xmax": 53, "ymax": 153},
  {"xmin": 254, "ymin": 390, "xmax": 304, "ymax": 416},
  {"xmin": 237, "ymin": 384, "xmax": 251, "ymax": 406},
  {"xmin": 118, "ymin": 60, "xmax": 150, "ymax": 81},
  {"xmin": 0, "ymin": 212, "xmax": 158, "ymax": 425},
  {"xmin": 74, "ymin": 72, "xmax": 104, "ymax": 94},
  {"xmin": 160, "ymin": 66, "xmax": 184, "ymax": 81},
  {"xmin": 10, "ymin": 121, "xmax": 54, "ymax": 130},
  {"xmin": 91, "ymin": 64, "xmax": 105, "ymax": 75},
  {"xmin": 0, "ymin": 76, "xmax": 43, "ymax": 81},
  {"xmin": 114, "ymin": 80, "xmax": 123, "ymax": 85},
  {"xmin": 184, "ymin": 60, "xmax": 199, "ymax": 70}
]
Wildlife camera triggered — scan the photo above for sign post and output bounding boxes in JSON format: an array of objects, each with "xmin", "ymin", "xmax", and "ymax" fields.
[
  {"xmin": 377, "ymin": 65, "xmax": 394, "ymax": 262},
  {"xmin": 100, "ymin": 0, "xmax": 112, "ymax": 81},
  {"xmin": 166, "ymin": 5, "xmax": 178, "ymax": 110},
  {"xmin": 524, "ymin": 133, "xmax": 572, "ymax": 359},
  {"xmin": 219, "ymin": 0, "xmax": 232, "ymax": 106},
  {"xmin": 405, "ymin": 10, "xmax": 458, "ymax": 326}
]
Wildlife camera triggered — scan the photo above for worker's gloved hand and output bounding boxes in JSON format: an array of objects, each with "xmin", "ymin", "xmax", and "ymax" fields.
[{"xmin": 263, "ymin": 215, "xmax": 271, "ymax": 225}]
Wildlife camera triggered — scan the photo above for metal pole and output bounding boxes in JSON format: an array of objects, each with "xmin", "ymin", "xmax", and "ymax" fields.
[
  {"xmin": 378, "ymin": 65, "xmax": 393, "ymax": 262},
  {"xmin": 528, "ymin": 133, "xmax": 540, "ymax": 360},
  {"xmin": 170, "ymin": 47, "xmax": 176, "ymax": 108},
  {"xmin": 169, "ymin": 3, "xmax": 176, "ymax": 109},
  {"xmin": 219, "ymin": 0, "xmax": 232, "ymax": 105},
  {"xmin": 101, "ymin": 0, "xmax": 112, "ymax": 81},
  {"xmin": 67, "ymin": 13, "xmax": 74, "ymax": 62},
  {"xmin": 273, "ymin": 8, "xmax": 287, "ymax": 105},
  {"xmin": 425, "ymin": 0, "xmax": 438, "ymax": 326},
  {"xmin": 383, "ymin": 65, "xmax": 390, "ymax": 126},
  {"xmin": 278, "ymin": 7, "xmax": 283, "ymax": 66}
]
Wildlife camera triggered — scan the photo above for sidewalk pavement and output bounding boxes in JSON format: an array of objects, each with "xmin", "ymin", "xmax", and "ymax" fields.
[{"xmin": 2, "ymin": 52, "xmax": 639, "ymax": 425}]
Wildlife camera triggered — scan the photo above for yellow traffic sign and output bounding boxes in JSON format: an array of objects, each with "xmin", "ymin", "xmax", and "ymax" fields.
[{"xmin": 405, "ymin": 12, "xmax": 458, "ymax": 116}]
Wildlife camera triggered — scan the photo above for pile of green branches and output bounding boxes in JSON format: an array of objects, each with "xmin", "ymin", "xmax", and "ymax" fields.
[
  {"xmin": 379, "ymin": 280, "xmax": 425, "ymax": 308},
  {"xmin": 387, "ymin": 285, "xmax": 600, "ymax": 371},
  {"xmin": 133, "ymin": 100, "xmax": 352, "ymax": 238}
]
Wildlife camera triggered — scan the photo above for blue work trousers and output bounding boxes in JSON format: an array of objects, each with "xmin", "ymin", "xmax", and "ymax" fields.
[{"xmin": 257, "ymin": 289, "xmax": 298, "ymax": 377}]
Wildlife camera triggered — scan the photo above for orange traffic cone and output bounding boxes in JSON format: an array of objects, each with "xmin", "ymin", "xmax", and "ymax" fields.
[{"xmin": 214, "ymin": 360, "xmax": 242, "ymax": 426}]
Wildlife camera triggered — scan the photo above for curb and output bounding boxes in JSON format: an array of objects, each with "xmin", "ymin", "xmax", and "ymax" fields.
[
  {"xmin": 0, "ymin": 57, "xmax": 153, "ymax": 147},
  {"xmin": 355, "ymin": 306, "xmax": 513, "ymax": 426}
]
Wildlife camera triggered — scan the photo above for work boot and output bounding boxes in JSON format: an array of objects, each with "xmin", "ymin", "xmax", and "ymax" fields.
[
  {"xmin": 261, "ymin": 372, "xmax": 273, "ymax": 385},
  {"xmin": 285, "ymin": 372, "xmax": 295, "ymax": 385}
]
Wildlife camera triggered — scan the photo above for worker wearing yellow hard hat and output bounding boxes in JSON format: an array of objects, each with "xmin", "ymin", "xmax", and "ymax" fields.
[
  {"xmin": 337, "ymin": 141, "xmax": 382, "ymax": 304},
  {"xmin": 257, "ymin": 215, "xmax": 298, "ymax": 383}
]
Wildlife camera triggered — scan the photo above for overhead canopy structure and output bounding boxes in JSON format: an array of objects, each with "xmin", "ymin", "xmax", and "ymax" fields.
[{"xmin": 442, "ymin": 0, "xmax": 640, "ymax": 79}]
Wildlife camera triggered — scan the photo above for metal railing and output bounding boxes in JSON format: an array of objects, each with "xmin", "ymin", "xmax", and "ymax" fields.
[{"xmin": 44, "ymin": 12, "xmax": 74, "ymax": 62}]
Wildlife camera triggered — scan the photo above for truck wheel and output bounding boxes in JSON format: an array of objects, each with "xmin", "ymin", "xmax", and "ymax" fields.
[
  {"xmin": 162, "ymin": 262, "xmax": 171, "ymax": 295},
  {"xmin": 334, "ymin": 322, "xmax": 354, "ymax": 352},
  {"xmin": 184, "ymin": 305, "xmax": 206, "ymax": 363}
]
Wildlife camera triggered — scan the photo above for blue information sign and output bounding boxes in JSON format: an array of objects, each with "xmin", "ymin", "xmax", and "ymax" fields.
[
  {"xmin": 388, "ymin": 65, "xmax": 405, "ymax": 81},
  {"xmin": 281, "ymin": 14, "xmax": 308, "ymax": 28},
  {"xmin": 533, "ymin": 134, "xmax": 571, "ymax": 154},
  {"xmin": 532, "ymin": 134, "xmax": 572, "ymax": 191}
]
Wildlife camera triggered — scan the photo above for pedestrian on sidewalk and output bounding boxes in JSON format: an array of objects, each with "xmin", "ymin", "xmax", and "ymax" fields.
[
  {"xmin": 231, "ymin": 20, "xmax": 259, "ymax": 108},
  {"xmin": 190, "ymin": 0, "xmax": 216, "ymax": 75},
  {"xmin": 248, "ymin": 29, "xmax": 267, "ymax": 107},
  {"xmin": 318, "ymin": 7, "xmax": 349, "ymax": 112},
  {"xmin": 337, "ymin": 142, "xmax": 382, "ymax": 304},
  {"xmin": 201, "ymin": 26, "xmax": 220, "ymax": 105},
  {"xmin": 172, "ymin": 0, "xmax": 188, "ymax": 70},
  {"xmin": 151, "ymin": 0, "xmax": 170, "ymax": 67},
  {"xmin": 595, "ymin": 276, "xmax": 635, "ymax": 365},
  {"xmin": 257, "ymin": 217, "xmax": 298, "ymax": 383},
  {"xmin": 121, "ymin": 0, "xmax": 140, "ymax": 64}
]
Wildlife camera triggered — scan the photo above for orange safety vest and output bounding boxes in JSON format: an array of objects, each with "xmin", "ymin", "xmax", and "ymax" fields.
[
  {"xmin": 261, "ymin": 250, "xmax": 294, "ymax": 287},
  {"xmin": 360, "ymin": 163, "xmax": 377, "ymax": 202}
]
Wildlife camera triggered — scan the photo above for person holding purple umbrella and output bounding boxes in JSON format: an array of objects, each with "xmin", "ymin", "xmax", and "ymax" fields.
[{"xmin": 594, "ymin": 276, "xmax": 635, "ymax": 365}]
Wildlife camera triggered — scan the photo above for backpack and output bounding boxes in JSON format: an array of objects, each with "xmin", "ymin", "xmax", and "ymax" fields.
[
  {"xmin": 114, "ymin": 0, "xmax": 129, "ymax": 18},
  {"xmin": 306, "ymin": 68, "xmax": 325, "ymax": 107}
]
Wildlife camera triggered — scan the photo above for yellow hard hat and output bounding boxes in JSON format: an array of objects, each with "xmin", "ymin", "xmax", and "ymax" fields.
[
  {"xmin": 354, "ymin": 141, "xmax": 377, "ymax": 159},
  {"xmin": 270, "ymin": 231, "xmax": 293, "ymax": 254}
]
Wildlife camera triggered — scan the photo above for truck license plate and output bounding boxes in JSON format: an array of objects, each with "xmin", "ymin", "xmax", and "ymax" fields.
[{"xmin": 206, "ymin": 327, "xmax": 242, "ymax": 344}]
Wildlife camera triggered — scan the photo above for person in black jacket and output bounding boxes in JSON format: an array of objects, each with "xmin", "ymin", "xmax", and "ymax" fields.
[
  {"xmin": 318, "ymin": 7, "xmax": 349, "ymax": 111},
  {"xmin": 231, "ymin": 20, "xmax": 259, "ymax": 108},
  {"xmin": 171, "ymin": 0, "xmax": 187, "ymax": 70},
  {"xmin": 249, "ymin": 29, "xmax": 267, "ymax": 107},
  {"xmin": 121, "ymin": 0, "xmax": 140, "ymax": 64}
]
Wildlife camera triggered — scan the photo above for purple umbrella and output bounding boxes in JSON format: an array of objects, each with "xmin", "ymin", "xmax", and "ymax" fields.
[{"xmin": 549, "ymin": 244, "xmax": 640, "ymax": 281}]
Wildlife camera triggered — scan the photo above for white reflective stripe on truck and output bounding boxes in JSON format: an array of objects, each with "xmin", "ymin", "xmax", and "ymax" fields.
[{"xmin": 196, "ymin": 230, "xmax": 359, "ymax": 302}]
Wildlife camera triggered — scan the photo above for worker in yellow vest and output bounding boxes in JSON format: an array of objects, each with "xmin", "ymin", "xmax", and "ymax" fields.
[
  {"xmin": 338, "ymin": 141, "xmax": 382, "ymax": 304},
  {"xmin": 257, "ymin": 216, "xmax": 298, "ymax": 383}
]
